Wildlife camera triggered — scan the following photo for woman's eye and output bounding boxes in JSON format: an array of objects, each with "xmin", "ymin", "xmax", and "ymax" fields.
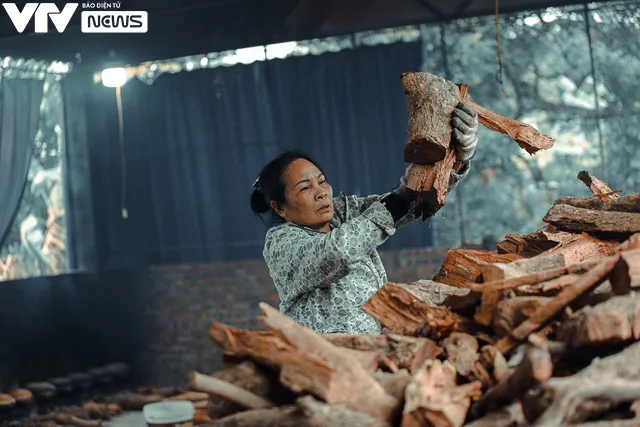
[
  {"xmin": 319, "ymin": 180, "xmax": 326, "ymax": 185},
  {"xmin": 300, "ymin": 187, "xmax": 310, "ymax": 192}
]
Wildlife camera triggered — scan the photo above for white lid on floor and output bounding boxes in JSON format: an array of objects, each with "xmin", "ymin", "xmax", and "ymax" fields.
[{"xmin": 143, "ymin": 401, "xmax": 195, "ymax": 424}]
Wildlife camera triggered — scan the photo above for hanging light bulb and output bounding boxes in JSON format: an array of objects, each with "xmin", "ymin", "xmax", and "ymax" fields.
[{"xmin": 101, "ymin": 67, "xmax": 127, "ymax": 88}]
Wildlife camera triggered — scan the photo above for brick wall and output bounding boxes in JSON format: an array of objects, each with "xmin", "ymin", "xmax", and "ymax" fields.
[{"xmin": 131, "ymin": 247, "xmax": 449, "ymax": 386}]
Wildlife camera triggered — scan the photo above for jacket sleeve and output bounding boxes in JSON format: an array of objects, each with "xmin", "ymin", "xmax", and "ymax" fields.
[{"xmin": 264, "ymin": 201, "xmax": 396, "ymax": 303}]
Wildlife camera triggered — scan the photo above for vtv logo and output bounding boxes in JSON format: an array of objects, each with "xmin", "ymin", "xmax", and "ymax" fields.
[{"xmin": 2, "ymin": 3, "xmax": 79, "ymax": 33}]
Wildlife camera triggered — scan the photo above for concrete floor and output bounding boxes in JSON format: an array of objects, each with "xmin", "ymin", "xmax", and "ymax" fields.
[{"xmin": 106, "ymin": 411, "xmax": 146, "ymax": 427}]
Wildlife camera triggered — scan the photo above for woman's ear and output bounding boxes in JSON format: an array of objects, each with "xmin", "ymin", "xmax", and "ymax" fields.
[{"xmin": 270, "ymin": 200, "xmax": 286, "ymax": 219}]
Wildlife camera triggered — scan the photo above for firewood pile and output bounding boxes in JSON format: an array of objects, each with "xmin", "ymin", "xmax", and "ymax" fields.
[{"xmin": 186, "ymin": 171, "xmax": 640, "ymax": 427}]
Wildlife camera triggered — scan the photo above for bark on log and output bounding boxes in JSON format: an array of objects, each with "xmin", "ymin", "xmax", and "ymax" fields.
[
  {"xmin": 258, "ymin": 303, "xmax": 400, "ymax": 423},
  {"xmin": 401, "ymin": 359, "xmax": 482, "ymax": 427},
  {"xmin": 544, "ymin": 204, "xmax": 640, "ymax": 234},
  {"xmin": 524, "ymin": 341, "xmax": 640, "ymax": 425},
  {"xmin": 496, "ymin": 256, "xmax": 619, "ymax": 354},
  {"xmin": 322, "ymin": 332, "xmax": 442, "ymax": 372},
  {"xmin": 544, "ymin": 232, "xmax": 619, "ymax": 265},
  {"xmin": 441, "ymin": 333, "xmax": 479, "ymax": 381},
  {"xmin": 556, "ymin": 294, "xmax": 640, "ymax": 347},
  {"xmin": 401, "ymin": 72, "xmax": 461, "ymax": 165},
  {"xmin": 362, "ymin": 282, "xmax": 476, "ymax": 340},
  {"xmin": 475, "ymin": 254, "xmax": 565, "ymax": 326},
  {"xmin": 405, "ymin": 151, "xmax": 457, "ymax": 211},
  {"xmin": 432, "ymin": 249, "xmax": 521, "ymax": 285},
  {"xmin": 554, "ymin": 193, "xmax": 640, "ymax": 213},
  {"xmin": 512, "ymin": 274, "xmax": 580, "ymax": 297},
  {"xmin": 610, "ymin": 248, "xmax": 640, "ymax": 294},
  {"xmin": 577, "ymin": 170, "xmax": 620, "ymax": 201},
  {"xmin": 470, "ymin": 346, "xmax": 552, "ymax": 418}
]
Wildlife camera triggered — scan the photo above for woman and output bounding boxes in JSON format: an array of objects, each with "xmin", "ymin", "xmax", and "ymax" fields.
[{"xmin": 250, "ymin": 102, "xmax": 479, "ymax": 334}]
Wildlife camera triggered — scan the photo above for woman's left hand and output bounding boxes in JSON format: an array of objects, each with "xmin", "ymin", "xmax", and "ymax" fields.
[{"xmin": 452, "ymin": 102, "xmax": 478, "ymax": 161}]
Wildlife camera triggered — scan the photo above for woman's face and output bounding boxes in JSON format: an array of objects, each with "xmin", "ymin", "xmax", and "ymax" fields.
[{"xmin": 271, "ymin": 158, "xmax": 334, "ymax": 232}]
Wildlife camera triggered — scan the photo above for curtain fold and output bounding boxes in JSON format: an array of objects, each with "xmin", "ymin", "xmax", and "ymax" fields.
[
  {"xmin": 87, "ymin": 41, "xmax": 431, "ymax": 269},
  {"xmin": 0, "ymin": 78, "xmax": 44, "ymax": 249}
]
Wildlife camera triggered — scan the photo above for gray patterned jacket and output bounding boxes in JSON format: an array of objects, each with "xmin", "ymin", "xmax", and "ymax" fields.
[{"xmin": 263, "ymin": 166, "xmax": 470, "ymax": 334}]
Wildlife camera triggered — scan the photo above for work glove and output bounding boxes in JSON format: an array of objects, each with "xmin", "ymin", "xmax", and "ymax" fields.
[{"xmin": 451, "ymin": 102, "xmax": 478, "ymax": 162}]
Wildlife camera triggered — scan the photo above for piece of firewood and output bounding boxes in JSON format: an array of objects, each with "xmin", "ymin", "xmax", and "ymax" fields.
[
  {"xmin": 470, "ymin": 346, "xmax": 552, "ymax": 418},
  {"xmin": 258, "ymin": 303, "xmax": 400, "ymax": 422},
  {"xmin": 476, "ymin": 345, "xmax": 511, "ymax": 387},
  {"xmin": 406, "ymin": 151, "xmax": 457, "ymax": 212},
  {"xmin": 514, "ymin": 273, "xmax": 581, "ymax": 297},
  {"xmin": 401, "ymin": 359, "xmax": 482, "ymax": 427},
  {"xmin": 556, "ymin": 294, "xmax": 640, "ymax": 347},
  {"xmin": 362, "ymin": 282, "xmax": 476, "ymax": 340},
  {"xmin": 577, "ymin": 170, "xmax": 620, "ymax": 201},
  {"xmin": 189, "ymin": 371, "xmax": 275, "ymax": 410},
  {"xmin": 493, "ymin": 296, "xmax": 550, "ymax": 337},
  {"xmin": 322, "ymin": 332, "xmax": 442, "ymax": 372},
  {"xmin": 544, "ymin": 203, "xmax": 640, "ymax": 234},
  {"xmin": 475, "ymin": 254, "xmax": 565, "ymax": 326},
  {"xmin": 433, "ymin": 249, "xmax": 521, "ymax": 285},
  {"xmin": 496, "ymin": 256, "xmax": 619, "ymax": 354},
  {"xmin": 441, "ymin": 333, "xmax": 479, "ymax": 381},
  {"xmin": 544, "ymin": 232, "xmax": 619, "ymax": 265},
  {"xmin": 402, "ymin": 72, "xmax": 462, "ymax": 165},
  {"xmin": 165, "ymin": 392, "xmax": 209, "ymax": 402},
  {"xmin": 459, "ymin": 92, "xmax": 555, "ymax": 155},
  {"xmin": 372, "ymin": 371, "xmax": 412, "ymax": 400},
  {"xmin": 194, "ymin": 407, "xmax": 212, "ymax": 425},
  {"xmin": 206, "ymin": 360, "xmax": 292, "ymax": 420},
  {"xmin": 524, "ymin": 340, "xmax": 640, "ymax": 425},
  {"xmin": 610, "ymin": 248, "xmax": 640, "ymax": 294},
  {"xmin": 209, "ymin": 324, "xmax": 379, "ymax": 372},
  {"xmin": 553, "ymin": 193, "xmax": 640, "ymax": 213},
  {"xmin": 497, "ymin": 225, "xmax": 573, "ymax": 258},
  {"xmin": 463, "ymin": 403, "xmax": 525, "ymax": 427}
]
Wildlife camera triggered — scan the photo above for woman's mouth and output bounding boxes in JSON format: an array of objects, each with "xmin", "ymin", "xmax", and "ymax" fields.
[{"xmin": 318, "ymin": 204, "xmax": 332, "ymax": 213}]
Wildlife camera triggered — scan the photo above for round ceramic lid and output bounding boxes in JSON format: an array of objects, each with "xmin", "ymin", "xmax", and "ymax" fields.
[{"xmin": 143, "ymin": 401, "xmax": 195, "ymax": 424}]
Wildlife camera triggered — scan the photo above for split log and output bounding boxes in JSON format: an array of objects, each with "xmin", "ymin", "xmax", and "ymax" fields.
[
  {"xmin": 205, "ymin": 360, "xmax": 291, "ymax": 420},
  {"xmin": 497, "ymin": 225, "xmax": 573, "ymax": 257},
  {"xmin": 189, "ymin": 371, "xmax": 275, "ymax": 410},
  {"xmin": 441, "ymin": 333, "xmax": 479, "ymax": 381},
  {"xmin": 405, "ymin": 150, "xmax": 457, "ymax": 212},
  {"xmin": 577, "ymin": 170, "xmax": 620, "ymax": 201},
  {"xmin": 556, "ymin": 294, "xmax": 640, "ymax": 347},
  {"xmin": 493, "ymin": 296, "xmax": 550, "ymax": 337},
  {"xmin": 401, "ymin": 359, "xmax": 482, "ymax": 427},
  {"xmin": 463, "ymin": 403, "xmax": 525, "ymax": 427},
  {"xmin": 475, "ymin": 345, "xmax": 511, "ymax": 387},
  {"xmin": 470, "ymin": 346, "xmax": 552, "ymax": 418},
  {"xmin": 544, "ymin": 232, "xmax": 619, "ymax": 265},
  {"xmin": 204, "ymin": 396, "xmax": 391, "ymax": 427},
  {"xmin": 496, "ymin": 256, "xmax": 619, "ymax": 354},
  {"xmin": 209, "ymin": 324, "xmax": 379, "ymax": 372},
  {"xmin": 524, "ymin": 341, "xmax": 640, "ymax": 425},
  {"xmin": 432, "ymin": 249, "xmax": 521, "ymax": 285},
  {"xmin": 512, "ymin": 274, "xmax": 580, "ymax": 297},
  {"xmin": 610, "ymin": 247, "xmax": 640, "ymax": 294},
  {"xmin": 475, "ymin": 254, "xmax": 565, "ymax": 326},
  {"xmin": 553, "ymin": 193, "xmax": 640, "ymax": 213},
  {"xmin": 543, "ymin": 204, "xmax": 640, "ymax": 234},
  {"xmin": 322, "ymin": 332, "xmax": 442, "ymax": 372},
  {"xmin": 258, "ymin": 302, "xmax": 400, "ymax": 422},
  {"xmin": 362, "ymin": 282, "xmax": 476, "ymax": 340}
]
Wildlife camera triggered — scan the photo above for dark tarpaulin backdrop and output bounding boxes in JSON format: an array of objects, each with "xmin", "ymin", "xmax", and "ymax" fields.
[
  {"xmin": 86, "ymin": 41, "xmax": 436, "ymax": 270},
  {"xmin": 0, "ymin": 78, "xmax": 44, "ymax": 249}
]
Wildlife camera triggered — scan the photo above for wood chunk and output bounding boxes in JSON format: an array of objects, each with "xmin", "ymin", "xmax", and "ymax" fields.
[
  {"xmin": 322, "ymin": 333, "xmax": 442, "ymax": 372},
  {"xmin": 496, "ymin": 256, "xmax": 619, "ymax": 354},
  {"xmin": 441, "ymin": 333, "xmax": 479, "ymax": 381},
  {"xmin": 406, "ymin": 150, "xmax": 457, "ymax": 212},
  {"xmin": 494, "ymin": 296, "xmax": 550, "ymax": 337},
  {"xmin": 362, "ymin": 283, "xmax": 476, "ymax": 340},
  {"xmin": 554, "ymin": 193, "xmax": 640, "ymax": 213},
  {"xmin": 401, "ymin": 72, "xmax": 461, "ymax": 165},
  {"xmin": 577, "ymin": 170, "xmax": 620, "ymax": 201},
  {"xmin": 497, "ymin": 225, "xmax": 573, "ymax": 258},
  {"xmin": 515, "ymin": 273, "xmax": 580, "ymax": 297},
  {"xmin": 258, "ymin": 303, "xmax": 400, "ymax": 422},
  {"xmin": 190, "ymin": 371, "xmax": 275, "ymax": 410},
  {"xmin": 470, "ymin": 346, "xmax": 552, "ymax": 418},
  {"xmin": 556, "ymin": 294, "xmax": 640, "ymax": 347},
  {"xmin": 297, "ymin": 395, "xmax": 392, "ymax": 427},
  {"xmin": 476, "ymin": 345, "xmax": 511, "ymax": 387},
  {"xmin": 524, "ymin": 341, "xmax": 640, "ymax": 425},
  {"xmin": 165, "ymin": 392, "xmax": 209, "ymax": 402},
  {"xmin": 463, "ymin": 403, "xmax": 525, "ymax": 427},
  {"xmin": 616, "ymin": 233, "xmax": 640, "ymax": 252},
  {"xmin": 206, "ymin": 360, "xmax": 285, "ymax": 420},
  {"xmin": 401, "ymin": 359, "xmax": 482, "ymax": 427},
  {"xmin": 372, "ymin": 371, "xmax": 412, "ymax": 400},
  {"xmin": 544, "ymin": 232, "xmax": 619, "ymax": 265},
  {"xmin": 433, "ymin": 249, "xmax": 521, "ymax": 285},
  {"xmin": 544, "ymin": 203, "xmax": 640, "ymax": 234},
  {"xmin": 475, "ymin": 254, "xmax": 565, "ymax": 326},
  {"xmin": 610, "ymin": 248, "xmax": 640, "ymax": 294}
]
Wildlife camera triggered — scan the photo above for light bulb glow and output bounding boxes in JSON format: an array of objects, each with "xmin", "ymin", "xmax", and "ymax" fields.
[{"xmin": 101, "ymin": 67, "xmax": 127, "ymax": 88}]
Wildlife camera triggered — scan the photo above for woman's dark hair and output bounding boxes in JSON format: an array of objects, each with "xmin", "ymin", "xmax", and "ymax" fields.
[{"xmin": 250, "ymin": 150, "xmax": 324, "ymax": 225}]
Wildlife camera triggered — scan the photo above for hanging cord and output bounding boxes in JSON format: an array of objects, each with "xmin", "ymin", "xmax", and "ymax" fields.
[
  {"xmin": 115, "ymin": 86, "xmax": 128, "ymax": 219},
  {"xmin": 583, "ymin": 3, "xmax": 608, "ymax": 183},
  {"xmin": 494, "ymin": 0, "xmax": 507, "ymax": 94}
]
